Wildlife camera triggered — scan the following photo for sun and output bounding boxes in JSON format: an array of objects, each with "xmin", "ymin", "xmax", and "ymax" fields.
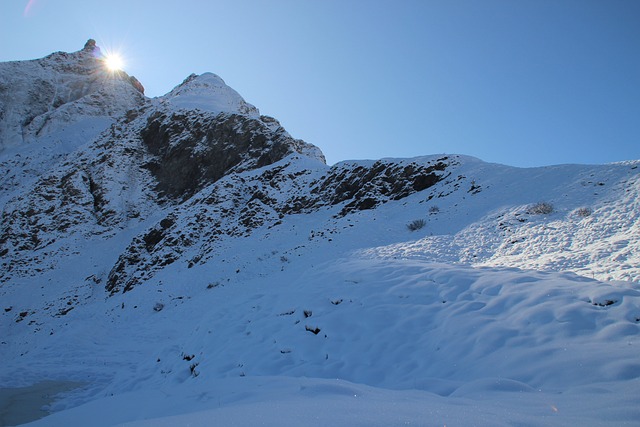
[{"xmin": 103, "ymin": 53, "xmax": 125, "ymax": 72}]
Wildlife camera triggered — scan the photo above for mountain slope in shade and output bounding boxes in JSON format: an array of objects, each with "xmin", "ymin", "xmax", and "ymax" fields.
[{"xmin": 0, "ymin": 41, "xmax": 639, "ymax": 426}]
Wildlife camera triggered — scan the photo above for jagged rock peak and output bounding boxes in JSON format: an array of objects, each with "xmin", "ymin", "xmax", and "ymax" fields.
[
  {"xmin": 83, "ymin": 38, "xmax": 97, "ymax": 51},
  {"xmin": 36, "ymin": 39, "xmax": 144, "ymax": 95}
]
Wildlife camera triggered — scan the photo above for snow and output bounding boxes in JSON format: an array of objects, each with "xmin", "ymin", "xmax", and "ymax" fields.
[
  {"xmin": 3, "ymin": 153, "xmax": 640, "ymax": 426},
  {"xmin": 357, "ymin": 158, "xmax": 640, "ymax": 283},
  {"xmin": 16, "ymin": 376, "xmax": 640, "ymax": 427},
  {"xmin": 0, "ymin": 47, "xmax": 143, "ymax": 152},
  {"xmin": 1, "ymin": 43, "xmax": 640, "ymax": 427},
  {"xmin": 3, "ymin": 152, "xmax": 640, "ymax": 426},
  {"xmin": 0, "ymin": 42, "xmax": 145, "ymax": 210},
  {"xmin": 160, "ymin": 72, "xmax": 260, "ymax": 117},
  {"xmin": 8, "ymin": 256, "xmax": 640, "ymax": 426}
]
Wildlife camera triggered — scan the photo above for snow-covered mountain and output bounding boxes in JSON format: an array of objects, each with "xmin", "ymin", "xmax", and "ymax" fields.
[{"xmin": 1, "ymin": 41, "xmax": 639, "ymax": 426}]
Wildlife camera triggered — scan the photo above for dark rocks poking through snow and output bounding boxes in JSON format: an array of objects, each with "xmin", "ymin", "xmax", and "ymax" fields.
[
  {"xmin": 140, "ymin": 111, "xmax": 298, "ymax": 201},
  {"xmin": 105, "ymin": 156, "xmax": 453, "ymax": 294}
]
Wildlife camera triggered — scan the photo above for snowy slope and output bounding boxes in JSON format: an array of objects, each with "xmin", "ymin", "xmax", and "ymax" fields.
[
  {"xmin": 0, "ymin": 42, "xmax": 639, "ymax": 426},
  {"xmin": 0, "ymin": 39, "xmax": 146, "ymax": 212},
  {"xmin": 359, "ymin": 158, "xmax": 640, "ymax": 283},
  {"xmin": 160, "ymin": 72, "xmax": 260, "ymax": 117},
  {"xmin": 5, "ymin": 253, "xmax": 640, "ymax": 426}
]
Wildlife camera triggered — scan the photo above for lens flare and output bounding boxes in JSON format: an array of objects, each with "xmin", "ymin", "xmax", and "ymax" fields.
[
  {"xmin": 104, "ymin": 53, "xmax": 125, "ymax": 72},
  {"xmin": 23, "ymin": 0, "xmax": 37, "ymax": 17}
]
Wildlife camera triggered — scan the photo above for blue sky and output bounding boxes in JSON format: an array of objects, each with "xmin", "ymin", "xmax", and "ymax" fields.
[{"xmin": 1, "ymin": 1, "xmax": 639, "ymax": 166}]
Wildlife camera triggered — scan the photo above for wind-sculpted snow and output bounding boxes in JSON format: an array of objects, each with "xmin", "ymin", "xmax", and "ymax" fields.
[
  {"xmin": 142, "ymin": 258, "xmax": 640, "ymax": 391},
  {"xmin": 6, "ymin": 257, "xmax": 640, "ymax": 426}
]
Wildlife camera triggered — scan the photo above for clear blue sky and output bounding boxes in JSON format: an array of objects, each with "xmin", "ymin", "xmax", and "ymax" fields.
[{"xmin": 2, "ymin": 1, "xmax": 639, "ymax": 166}]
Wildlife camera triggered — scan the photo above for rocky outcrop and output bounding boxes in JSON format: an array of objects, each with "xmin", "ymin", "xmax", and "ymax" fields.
[
  {"xmin": 291, "ymin": 157, "xmax": 453, "ymax": 216},
  {"xmin": 105, "ymin": 155, "xmax": 456, "ymax": 294},
  {"xmin": 83, "ymin": 39, "xmax": 97, "ymax": 51},
  {"xmin": 0, "ymin": 104, "xmax": 317, "ymax": 281},
  {"xmin": 140, "ymin": 110, "xmax": 314, "ymax": 200}
]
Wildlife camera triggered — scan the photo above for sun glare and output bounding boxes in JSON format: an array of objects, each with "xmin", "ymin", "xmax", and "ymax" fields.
[{"xmin": 104, "ymin": 53, "xmax": 125, "ymax": 72}]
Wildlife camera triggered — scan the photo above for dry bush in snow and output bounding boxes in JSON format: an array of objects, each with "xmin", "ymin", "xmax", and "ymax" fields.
[
  {"xmin": 528, "ymin": 202, "xmax": 554, "ymax": 215},
  {"xmin": 407, "ymin": 219, "xmax": 426, "ymax": 231}
]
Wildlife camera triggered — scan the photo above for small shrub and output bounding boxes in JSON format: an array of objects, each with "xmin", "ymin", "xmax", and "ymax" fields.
[
  {"xmin": 574, "ymin": 207, "xmax": 592, "ymax": 218},
  {"xmin": 153, "ymin": 302, "xmax": 164, "ymax": 312},
  {"xmin": 528, "ymin": 202, "xmax": 554, "ymax": 215},
  {"xmin": 428, "ymin": 206, "xmax": 440, "ymax": 214},
  {"xmin": 407, "ymin": 219, "xmax": 426, "ymax": 231}
]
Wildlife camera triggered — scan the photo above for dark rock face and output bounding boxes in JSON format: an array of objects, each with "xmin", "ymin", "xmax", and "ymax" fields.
[
  {"xmin": 140, "ymin": 111, "xmax": 299, "ymax": 201},
  {"xmin": 307, "ymin": 158, "xmax": 451, "ymax": 216},
  {"xmin": 105, "ymin": 155, "xmax": 455, "ymax": 294},
  {"xmin": 276, "ymin": 157, "xmax": 452, "ymax": 217}
]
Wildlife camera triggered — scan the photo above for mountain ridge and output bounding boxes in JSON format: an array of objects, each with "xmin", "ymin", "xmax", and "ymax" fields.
[
  {"xmin": 1, "ymin": 39, "xmax": 638, "ymax": 322},
  {"xmin": 1, "ymin": 41, "xmax": 639, "ymax": 426}
]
